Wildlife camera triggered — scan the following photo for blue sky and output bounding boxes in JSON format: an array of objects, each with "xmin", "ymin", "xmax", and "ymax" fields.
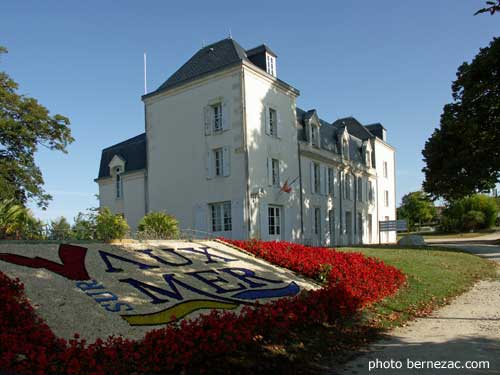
[{"xmin": 1, "ymin": 1, "xmax": 498, "ymax": 223}]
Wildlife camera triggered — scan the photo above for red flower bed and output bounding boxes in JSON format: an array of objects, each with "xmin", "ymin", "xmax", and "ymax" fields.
[{"xmin": 0, "ymin": 241, "xmax": 405, "ymax": 374}]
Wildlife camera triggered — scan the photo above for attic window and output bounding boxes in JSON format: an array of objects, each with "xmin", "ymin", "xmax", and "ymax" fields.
[
  {"xmin": 342, "ymin": 139, "xmax": 349, "ymax": 159},
  {"xmin": 266, "ymin": 54, "xmax": 276, "ymax": 76}
]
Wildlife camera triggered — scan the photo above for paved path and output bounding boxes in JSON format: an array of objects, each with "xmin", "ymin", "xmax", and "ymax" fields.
[
  {"xmin": 334, "ymin": 243, "xmax": 500, "ymax": 375},
  {"xmin": 425, "ymin": 231, "xmax": 500, "ymax": 244}
]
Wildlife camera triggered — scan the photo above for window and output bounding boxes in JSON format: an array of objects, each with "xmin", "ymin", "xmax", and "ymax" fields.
[
  {"xmin": 328, "ymin": 168, "xmax": 334, "ymax": 195},
  {"xmin": 368, "ymin": 181, "xmax": 374, "ymax": 202},
  {"xmin": 314, "ymin": 207, "xmax": 321, "ymax": 235},
  {"xmin": 345, "ymin": 211, "xmax": 352, "ymax": 236},
  {"xmin": 357, "ymin": 177, "xmax": 363, "ymax": 201},
  {"xmin": 115, "ymin": 172, "xmax": 122, "ymax": 199},
  {"xmin": 383, "ymin": 161, "xmax": 388, "ymax": 178},
  {"xmin": 271, "ymin": 158, "xmax": 280, "ymax": 186},
  {"xmin": 268, "ymin": 205, "xmax": 281, "ymax": 236},
  {"xmin": 328, "ymin": 209, "xmax": 335, "ymax": 243},
  {"xmin": 212, "ymin": 103, "xmax": 222, "ymax": 132},
  {"xmin": 313, "ymin": 163, "xmax": 320, "ymax": 194},
  {"xmin": 366, "ymin": 150, "xmax": 372, "ymax": 167},
  {"xmin": 269, "ymin": 108, "xmax": 277, "ymax": 137},
  {"xmin": 343, "ymin": 139, "xmax": 349, "ymax": 159},
  {"xmin": 214, "ymin": 148, "xmax": 223, "ymax": 176},
  {"xmin": 311, "ymin": 126, "xmax": 319, "ymax": 147},
  {"xmin": 357, "ymin": 212, "xmax": 363, "ymax": 236},
  {"xmin": 344, "ymin": 174, "xmax": 351, "ymax": 200},
  {"xmin": 210, "ymin": 201, "xmax": 232, "ymax": 232},
  {"xmin": 384, "ymin": 190, "xmax": 389, "ymax": 207},
  {"xmin": 367, "ymin": 214, "xmax": 373, "ymax": 242},
  {"xmin": 266, "ymin": 54, "xmax": 276, "ymax": 76}
]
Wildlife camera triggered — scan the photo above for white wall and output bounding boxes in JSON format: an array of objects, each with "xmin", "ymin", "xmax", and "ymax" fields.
[
  {"xmin": 97, "ymin": 170, "xmax": 146, "ymax": 231},
  {"xmin": 144, "ymin": 67, "xmax": 246, "ymax": 239},
  {"xmin": 299, "ymin": 144, "xmax": 378, "ymax": 247},
  {"xmin": 374, "ymin": 139, "xmax": 397, "ymax": 243},
  {"xmin": 243, "ymin": 67, "xmax": 301, "ymax": 242}
]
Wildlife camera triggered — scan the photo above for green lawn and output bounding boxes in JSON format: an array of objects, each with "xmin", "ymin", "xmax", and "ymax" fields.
[{"xmin": 340, "ymin": 246, "xmax": 498, "ymax": 328}]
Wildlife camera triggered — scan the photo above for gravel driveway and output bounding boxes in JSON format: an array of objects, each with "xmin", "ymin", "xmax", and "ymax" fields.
[{"xmin": 333, "ymin": 242, "xmax": 500, "ymax": 375}]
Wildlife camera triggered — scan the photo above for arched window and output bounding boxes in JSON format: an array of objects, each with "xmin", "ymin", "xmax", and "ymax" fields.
[{"xmin": 115, "ymin": 167, "xmax": 122, "ymax": 199}]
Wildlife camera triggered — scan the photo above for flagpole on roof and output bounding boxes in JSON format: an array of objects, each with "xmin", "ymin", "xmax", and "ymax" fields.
[{"xmin": 143, "ymin": 50, "xmax": 147, "ymax": 95}]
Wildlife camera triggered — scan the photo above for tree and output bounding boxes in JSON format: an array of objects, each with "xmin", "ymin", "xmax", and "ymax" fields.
[
  {"xmin": 475, "ymin": 1, "xmax": 500, "ymax": 15},
  {"xmin": 0, "ymin": 199, "xmax": 45, "ymax": 239},
  {"xmin": 422, "ymin": 38, "xmax": 500, "ymax": 201},
  {"xmin": 137, "ymin": 211, "xmax": 179, "ymax": 239},
  {"xmin": 49, "ymin": 217, "xmax": 72, "ymax": 240},
  {"xmin": 397, "ymin": 191, "xmax": 436, "ymax": 231},
  {"xmin": 0, "ymin": 46, "xmax": 73, "ymax": 208},
  {"xmin": 72, "ymin": 211, "xmax": 97, "ymax": 240},
  {"xmin": 95, "ymin": 207, "xmax": 129, "ymax": 241}
]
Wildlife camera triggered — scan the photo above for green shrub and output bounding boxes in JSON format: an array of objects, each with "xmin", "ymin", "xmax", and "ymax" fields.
[
  {"xmin": 137, "ymin": 211, "xmax": 179, "ymax": 239},
  {"xmin": 441, "ymin": 194, "xmax": 498, "ymax": 232},
  {"xmin": 95, "ymin": 207, "xmax": 129, "ymax": 241},
  {"xmin": 463, "ymin": 210, "xmax": 485, "ymax": 231}
]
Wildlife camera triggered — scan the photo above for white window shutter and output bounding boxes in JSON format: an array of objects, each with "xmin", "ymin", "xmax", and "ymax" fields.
[
  {"xmin": 206, "ymin": 151, "xmax": 213, "ymax": 179},
  {"xmin": 279, "ymin": 159, "xmax": 284, "ymax": 187},
  {"xmin": 310, "ymin": 162, "xmax": 315, "ymax": 193},
  {"xmin": 222, "ymin": 147, "xmax": 230, "ymax": 176},
  {"xmin": 204, "ymin": 106, "xmax": 212, "ymax": 136},
  {"xmin": 222, "ymin": 101, "xmax": 230, "ymax": 131},
  {"xmin": 320, "ymin": 166, "xmax": 326, "ymax": 195},
  {"xmin": 264, "ymin": 106, "xmax": 270, "ymax": 135},
  {"xmin": 333, "ymin": 169, "xmax": 337, "ymax": 197},
  {"xmin": 267, "ymin": 158, "xmax": 273, "ymax": 186},
  {"xmin": 276, "ymin": 110, "xmax": 281, "ymax": 137}
]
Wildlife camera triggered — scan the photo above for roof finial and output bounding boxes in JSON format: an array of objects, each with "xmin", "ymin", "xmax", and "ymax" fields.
[
  {"xmin": 202, "ymin": 40, "xmax": 205, "ymax": 47},
  {"xmin": 228, "ymin": 27, "xmax": 232, "ymax": 39}
]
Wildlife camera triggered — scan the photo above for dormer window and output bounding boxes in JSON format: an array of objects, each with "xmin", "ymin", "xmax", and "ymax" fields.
[
  {"xmin": 342, "ymin": 139, "xmax": 349, "ymax": 159},
  {"xmin": 366, "ymin": 150, "xmax": 372, "ymax": 167},
  {"xmin": 266, "ymin": 54, "xmax": 276, "ymax": 76},
  {"xmin": 311, "ymin": 126, "xmax": 319, "ymax": 147}
]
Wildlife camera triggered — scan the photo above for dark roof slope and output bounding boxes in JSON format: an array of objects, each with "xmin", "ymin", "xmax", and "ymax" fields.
[
  {"xmin": 332, "ymin": 117, "xmax": 373, "ymax": 140},
  {"xmin": 296, "ymin": 107, "xmax": 368, "ymax": 162},
  {"xmin": 246, "ymin": 44, "xmax": 277, "ymax": 57},
  {"xmin": 365, "ymin": 123, "xmax": 385, "ymax": 140},
  {"xmin": 145, "ymin": 38, "xmax": 298, "ymax": 98},
  {"xmin": 155, "ymin": 38, "xmax": 249, "ymax": 93},
  {"xmin": 97, "ymin": 133, "xmax": 146, "ymax": 179}
]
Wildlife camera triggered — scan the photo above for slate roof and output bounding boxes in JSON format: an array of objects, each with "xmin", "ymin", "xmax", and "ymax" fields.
[
  {"xmin": 332, "ymin": 117, "xmax": 374, "ymax": 141},
  {"xmin": 246, "ymin": 44, "xmax": 277, "ymax": 57},
  {"xmin": 97, "ymin": 133, "xmax": 146, "ymax": 179},
  {"xmin": 296, "ymin": 108, "xmax": 370, "ymax": 163},
  {"xmin": 155, "ymin": 39, "xmax": 249, "ymax": 93},
  {"xmin": 365, "ymin": 123, "xmax": 385, "ymax": 140},
  {"xmin": 144, "ymin": 38, "xmax": 298, "ymax": 98}
]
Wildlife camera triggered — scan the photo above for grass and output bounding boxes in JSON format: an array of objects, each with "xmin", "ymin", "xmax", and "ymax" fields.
[
  {"xmin": 340, "ymin": 246, "xmax": 498, "ymax": 329},
  {"xmin": 213, "ymin": 246, "xmax": 498, "ymax": 373}
]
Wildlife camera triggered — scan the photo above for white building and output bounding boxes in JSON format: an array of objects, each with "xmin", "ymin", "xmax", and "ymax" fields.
[{"xmin": 96, "ymin": 38, "xmax": 396, "ymax": 245}]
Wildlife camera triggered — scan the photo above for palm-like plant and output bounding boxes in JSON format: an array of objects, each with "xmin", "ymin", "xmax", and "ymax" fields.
[{"xmin": 0, "ymin": 199, "xmax": 26, "ymax": 239}]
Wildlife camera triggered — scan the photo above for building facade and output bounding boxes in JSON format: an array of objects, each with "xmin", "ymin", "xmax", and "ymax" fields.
[{"xmin": 96, "ymin": 38, "xmax": 396, "ymax": 245}]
